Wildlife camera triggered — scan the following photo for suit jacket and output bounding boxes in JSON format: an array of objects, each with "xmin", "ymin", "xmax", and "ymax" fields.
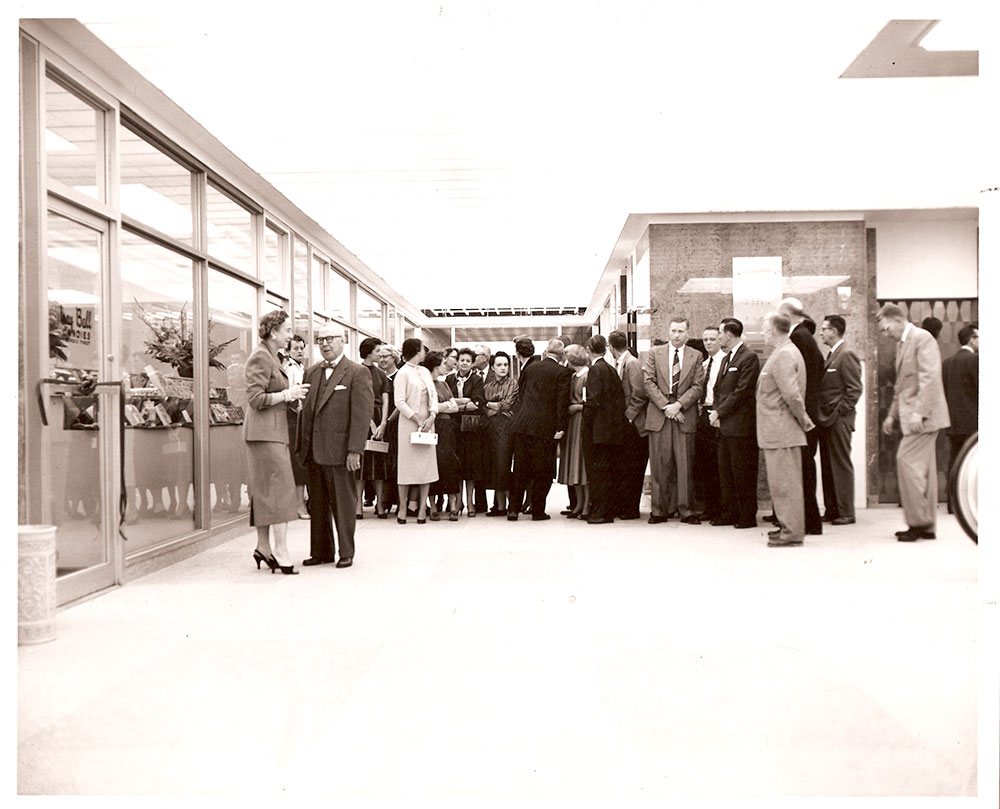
[
  {"xmin": 513, "ymin": 354, "xmax": 539, "ymax": 382},
  {"xmin": 583, "ymin": 357, "xmax": 626, "ymax": 445},
  {"xmin": 888, "ymin": 326, "xmax": 950, "ymax": 435},
  {"xmin": 817, "ymin": 342, "xmax": 863, "ymax": 429},
  {"xmin": 756, "ymin": 338, "xmax": 814, "ymax": 449},
  {"xmin": 243, "ymin": 341, "xmax": 291, "ymax": 443},
  {"xmin": 619, "ymin": 350, "xmax": 648, "ymax": 436},
  {"xmin": 296, "ymin": 356, "xmax": 374, "ymax": 466},
  {"xmin": 713, "ymin": 343, "xmax": 760, "ymax": 437},
  {"xmin": 446, "ymin": 371, "xmax": 486, "ymax": 414},
  {"xmin": 643, "ymin": 343, "xmax": 705, "ymax": 434},
  {"xmin": 941, "ymin": 347, "xmax": 977, "ymax": 435},
  {"xmin": 789, "ymin": 322, "xmax": 825, "ymax": 421},
  {"xmin": 510, "ymin": 356, "xmax": 572, "ymax": 439}
]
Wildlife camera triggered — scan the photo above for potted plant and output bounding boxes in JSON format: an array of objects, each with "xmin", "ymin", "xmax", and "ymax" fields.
[{"xmin": 134, "ymin": 300, "xmax": 237, "ymax": 378}]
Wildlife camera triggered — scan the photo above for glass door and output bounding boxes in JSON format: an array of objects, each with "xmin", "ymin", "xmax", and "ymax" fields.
[{"xmin": 44, "ymin": 206, "xmax": 118, "ymax": 604}]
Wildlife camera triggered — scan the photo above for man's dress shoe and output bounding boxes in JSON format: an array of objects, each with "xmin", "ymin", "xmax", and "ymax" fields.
[
  {"xmin": 336, "ymin": 557, "xmax": 353, "ymax": 568},
  {"xmin": 302, "ymin": 557, "xmax": 336, "ymax": 566}
]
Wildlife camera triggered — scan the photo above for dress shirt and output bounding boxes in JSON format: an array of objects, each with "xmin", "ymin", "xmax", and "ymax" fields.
[
  {"xmin": 323, "ymin": 352, "xmax": 343, "ymax": 379},
  {"xmin": 828, "ymin": 339, "xmax": 844, "ymax": 355},
  {"xmin": 900, "ymin": 322, "xmax": 913, "ymax": 343},
  {"xmin": 615, "ymin": 351, "xmax": 627, "ymax": 378},
  {"xmin": 702, "ymin": 350, "xmax": 722, "ymax": 406}
]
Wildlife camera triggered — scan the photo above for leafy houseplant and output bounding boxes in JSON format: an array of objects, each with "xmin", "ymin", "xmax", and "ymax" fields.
[{"xmin": 134, "ymin": 300, "xmax": 237, "ymax": 379}]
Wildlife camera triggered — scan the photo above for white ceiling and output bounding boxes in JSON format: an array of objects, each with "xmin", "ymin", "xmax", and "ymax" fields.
[{"xmin": 64, "ymin": 1, "xmax": 986, "ymax": 309}]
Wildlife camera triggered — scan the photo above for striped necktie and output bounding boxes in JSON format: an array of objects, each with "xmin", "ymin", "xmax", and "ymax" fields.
[{"xmin": 671, "ymin": 348, "xmax": 681, "ymax": 393}]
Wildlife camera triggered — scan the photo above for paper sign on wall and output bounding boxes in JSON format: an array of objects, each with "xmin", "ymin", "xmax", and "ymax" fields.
[{"xmin": 732, "ymin": 256, "xmax": 782, "ymax": 337}]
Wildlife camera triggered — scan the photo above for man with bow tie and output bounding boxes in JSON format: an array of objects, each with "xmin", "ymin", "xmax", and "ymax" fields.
[{"xmin": 296, "ymin": 325, "xmax": 373, "ymax": 568}]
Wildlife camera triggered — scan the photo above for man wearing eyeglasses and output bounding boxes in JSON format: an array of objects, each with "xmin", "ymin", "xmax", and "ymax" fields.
[
  {"xmin": 296, "ymin": 325, "xmax": 374, "ymax": 568},
  {"xmin": 877, "ymin": 304, "xmax": 950, "ymax": 542}
]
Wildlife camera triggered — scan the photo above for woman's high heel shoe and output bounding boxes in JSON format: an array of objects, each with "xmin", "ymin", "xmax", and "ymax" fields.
[
  {"xmin": 253, "ymin": 549, "xmax": 278, "ymax": 570},
  {"xmin": 272, "ymin": 563, "xmax": 299, "ymax": 575}
]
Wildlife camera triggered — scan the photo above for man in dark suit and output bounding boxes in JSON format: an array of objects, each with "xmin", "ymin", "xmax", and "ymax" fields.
[
  {"xmin": 581, "ymin": 334, "xmax": 626, "ymax": 524},
  {"xmin": 512, "ymin": 334, "xmax": 540, "ymax": 382},
  {"xmin": 643, "ymin": 318, "xmax": 705, "ymax": 524},
  {"xmin": 693, "ymin": 326, "xmax": 724, "ymax": 522},
  {"xmin": 709, "ymin": 318, "xmax": 760, "ymax": 529},
  {"xmin": 297, "ymin": 325, "xmax": 374, "ymax": 568},
  {"xmin": 609, "ymin": 329, "xmax": 648, "ymax": 520},
  {"xmin": 941, "ymin": 322, "xmax": 978, "ymax": 513},
  {"xmin": 816, "ymin": 315, "xmax": 863, "ymax": 525},
  {"xmin": 778, "ymin": 298, "xmax": 825, "ymax": 535},
  {"xmin": 507, "ymin": 339, "xmax": 572, "ymax": 521}
]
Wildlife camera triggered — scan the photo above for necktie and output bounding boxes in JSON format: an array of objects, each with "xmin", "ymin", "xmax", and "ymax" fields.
[
  {"xmin": 322, "ymin": 360, "xmax": 337, "ymax": 368},
  {"xmin": 701, "ymin": 355, "xmax": 713, "ymax": 403},
  {"xmin": 671, "ymin": 348, "xmax": 681, "ymax": 393}
]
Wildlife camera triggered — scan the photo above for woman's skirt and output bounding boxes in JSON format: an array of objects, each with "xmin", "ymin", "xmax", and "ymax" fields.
[
  {"xmin": 557, "ymin": 410, "xmax": 586, "ymax": 486},
  {"xmin": 455, "ymin": 419, "xmax": 486, "ymax": 481},
  {"xmin": 397, "ymin": 412, "xmax": 439, "ymax": 485},
  {"xmin": 483, "ymin": 413, "xmax": 514, "ymax": 490},
  {"xmin": 431, "ymin": 415, "xmax": 462, "ymax": 495},
  {"xmin": 246, "ymin": 440, "xmax": 300, "ymax": 526}
]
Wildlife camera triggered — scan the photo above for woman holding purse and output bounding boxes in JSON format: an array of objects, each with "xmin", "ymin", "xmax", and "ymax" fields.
[{"xmin": 394, "ymin": 338, "xmax": 438, "ymax": 524}]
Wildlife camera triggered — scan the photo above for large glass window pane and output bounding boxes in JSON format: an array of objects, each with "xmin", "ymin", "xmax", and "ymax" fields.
[
  {"xmin": 120, "ymin": 230, "xmax": 196, "ymax": 552},
  {"xmin": 44, "ymin": 211, "xmax": 105, "ymax": 575},
  {"xmin": 120, "ymin": 124, "xmax": 193, "ymax": 243},
  {"xmin": 293, "ymin": 237, "xmax": 310, "ymax": 347},
  {"xmin": 327, "ymin": 269, "xmax": 351, "ymax": 323},
  {"xmin": 312, "ymin": 255, "xmax": 326, "ymax": 313},
  {"xmin": 263, "ymin": 223, "xmax": 286, "ymax": 291},
  {"xmin": 386, "ymin": 307, "xmax": 397, "ymax": 346},
  {"xmin": 45, "ymin": 75, "xmax": 101, "ymax": 200},
  {"xmin": 206, "ymin": 184, "xmax": 253, "ymax": 272},
  {"xmin": 208, "ymin": 270, "xmax": 256, "ymax": 521},
  {"xmin": 357, "ymin": 287, "xmax": 383, "ymax": 337}
]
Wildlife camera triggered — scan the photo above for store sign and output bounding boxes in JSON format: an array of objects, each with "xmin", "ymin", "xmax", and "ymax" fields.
[
  {"xmin": 57, "ymin": 304, "xmax": 93, "ymax": 345},
  {"xmin": 732, "ymin": 256, "xmax": 782, "ymax": 337}
]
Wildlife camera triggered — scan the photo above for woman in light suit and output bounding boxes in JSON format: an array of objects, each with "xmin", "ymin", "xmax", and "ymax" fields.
[
  {"xmin": 394, "ymin": 338, "xmax": 438, "ymax": 524},
  {"xmin": 244, "ymin": 310, "xmax": 310, "ymax": 573}
]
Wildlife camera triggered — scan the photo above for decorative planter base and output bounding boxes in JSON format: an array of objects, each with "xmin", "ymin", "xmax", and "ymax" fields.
[{"xmin": 18, "ymin": 525, "xmax": 57, "ymax": 645}]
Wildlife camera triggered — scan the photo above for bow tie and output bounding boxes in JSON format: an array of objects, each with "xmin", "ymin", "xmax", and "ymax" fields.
[{"xmin": 322, "ymin": 360, "xmax": 338, "ymax": 369}]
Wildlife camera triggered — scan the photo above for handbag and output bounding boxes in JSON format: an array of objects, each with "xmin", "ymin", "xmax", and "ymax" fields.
[
  {"xmin": 364, "ymin": 439, "xmax": 389, "ymax": 453},
  {"xmin": 460, "ymin": 414, "xmax": 482, "ymax": 432},
  {"xmin": 410, "ymin": 429, "xmax": 438, "ymax": 446}
]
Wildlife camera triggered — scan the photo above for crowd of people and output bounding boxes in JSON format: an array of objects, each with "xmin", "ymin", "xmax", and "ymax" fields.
[{"xmin": 240, "ymin": 298, "xmax": 978, "ymax": 573}]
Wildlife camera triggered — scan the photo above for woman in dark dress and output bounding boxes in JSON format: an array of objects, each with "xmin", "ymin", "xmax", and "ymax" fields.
[
  {"xmin": 447, "ymin": 347, "xmax": 486, "ymax": 516},
  {"xmin": 482, "ymin": 351, "xmax": 518, "ymax": 516},
  {"xmin": 357, "ymin": 337, "xmax": 391, "ymax": 518},
  {"xmin": 279, "ymin": 333, "xmax": 309, "ymax": 519},
  {"xmin": 422, "ymin": 351, "xmax": 462, "ymax": 520}
]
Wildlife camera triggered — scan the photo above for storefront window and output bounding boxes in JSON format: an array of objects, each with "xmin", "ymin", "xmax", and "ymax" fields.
[
  {"xmin": 357, "ymin": 287, "xmax": 383, "ymax": 338},
  {"xmin": 386, "ymin": 307, "xmax": 396, "ymax": 346},
  {"xmin": 206, "ymin": 183, "xmax": 253, "ymax": 272},
  {"xmin": 207, "ymin": 269, "xmax": 256, "ymax": 522},
  {"xmin": 312, "ymin": 254, "xmax": 327, "ymax": 313},
  {"xmin": 44, "ymin": 211, "xmax": 106, "ymax": 575},
  {"xmin": 120, "ymin": 124, "xmax": 193, "ymax": 244},
  {"xmin": 45, "ymin": 74, "xmax": 101, "ymax": 200},
  {"xmin": 293, "ymin": 236, "xmax": 310, "ymax": 349},
  {"xmin": 120, "ymin": 229, "xmax": 197, "ymax": 553},
  {"xmin": 328, "ymin": 268, "xmax": 351, "ymax": 324},
  {"xmin": 263, "ymin": 223, "xmax": 286, "ymax": 291}
]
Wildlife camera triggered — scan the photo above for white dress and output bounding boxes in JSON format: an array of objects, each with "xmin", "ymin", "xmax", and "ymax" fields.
[{"xmin": 394, "ymin": 362, "xmax": 439, "ymax": 484}]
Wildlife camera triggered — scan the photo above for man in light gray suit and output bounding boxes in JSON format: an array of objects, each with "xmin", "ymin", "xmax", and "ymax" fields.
[
  {"xmin": 878, "ymin": 304, "xmax": 951, "ymax": 541},
  {"xmin": 643, "ymin": 317, "xmax": 705, "ymax": 524},
  {"xmin": 757, "ymin": 312, "xmax": 815, "ymax": 547}
]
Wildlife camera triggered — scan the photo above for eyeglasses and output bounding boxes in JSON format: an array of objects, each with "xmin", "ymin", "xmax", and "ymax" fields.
[{"xmin": 316, "ymin": 335, "xmax": 343, "ymax": 345}]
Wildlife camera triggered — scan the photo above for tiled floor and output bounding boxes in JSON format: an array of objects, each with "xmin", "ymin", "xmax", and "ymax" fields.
[{"xmin": 18, "ymin": 493, "xmax": 982, "ymax": 797}]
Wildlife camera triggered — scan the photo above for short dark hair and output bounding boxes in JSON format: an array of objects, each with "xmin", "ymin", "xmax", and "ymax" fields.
[
  {"xmin": 608, "ymin": 330, "xmax": 628, "ymax": 351},
  {"xmin": 587, "ymin": 334, "xmax": 607, "ymax": 355},
  {"xmin": 444, "ymin": 346, "xmax": 459, "ymax": 359},
  {"xmin": 491, "ymin": 350, "xmax": 511, "ymax": 368},
  {"xmin": 290, "ymin": 334, "xmax": 306, "ymax": 347},
  {"xmin": 359, "ymin": 336, "xmax": 382, "ymax": 359},
  {"xmin": 258, "ymin": 309, "xmax": 288, "ymax": 339},
  {"xmin": 401, "ymin": 338, "xmax": 424, "ymax": 361},
  {"xmin": 668, "ymin": 317, "xmax": 690, "ymax": 329},
  {"xmin": 720, "ymin": 318, "xmax": 743, "ymax": 338},
  {"xmin": 823, "ymin": 315, "xmax": 846, "ymax": 337},
  {"xmin": 921, "ymin": 316, "xmax": 943, "ymax": 339},
  {"xmin": 513, "ymin": 335, "xmax": 534, "ymax": 358},
  {"xmin": 958, "ymin": 323, "xmax": 978, "ymax": 346},
  {"xmin": 876, "ymin": 304, "xmax": 906, "ymax": 322},
  {"xmin": 421, "ymin": 350, "xmax": 443, "ymax": 374},
  {"xmin": 457, "ymin": 347, "xmax": 476, "ymax": 362}
]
